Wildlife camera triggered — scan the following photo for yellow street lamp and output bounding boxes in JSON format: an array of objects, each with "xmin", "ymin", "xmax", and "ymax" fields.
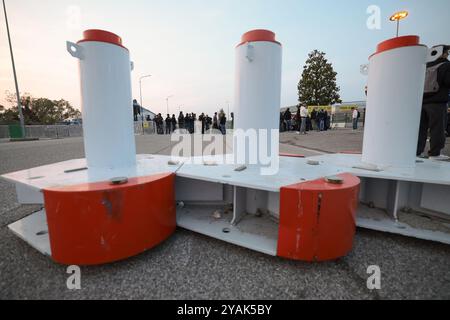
[{"xmin": 390, "ymin": 11, "xmax": 409, "ymax": 37}]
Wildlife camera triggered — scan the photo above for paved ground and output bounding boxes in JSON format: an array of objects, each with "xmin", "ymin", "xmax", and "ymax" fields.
[
  {"xmin": 0, "ymin": 129, "xmax": 449, "ymax": 300},
  {"xmin": 280, "ymin": 127, "xmax": 450, "ymax": 156}
]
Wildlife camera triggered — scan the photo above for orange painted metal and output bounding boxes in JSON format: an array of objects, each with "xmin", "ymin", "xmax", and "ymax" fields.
[
  {"xmin": 376, "ymin": 35, "xmax": 419, "ymax": 54},
  {"xmin": 370, "ymin": 35, "xmax": 425, "ymax": 58},
  {"xmin": 277, "ymin": 173, "xmax": 360, "ymax": 262},
  {"xmin": 279, "ymin": 153, "xmax": 305, "ymax": 158},
  {"xmin": 339, "ymin": 151, "xmax": 362, "ymax": 155},
  {"xmin": 43, "ymin": 173, "xmax": 176, "ymax": 265},
  {"xmin": 237, "ymin": 29, "xmax": 281, "ymax": 47},
  {"xmin": 78, "ymin": 29, "xmax": 128, "ymax": 50}
]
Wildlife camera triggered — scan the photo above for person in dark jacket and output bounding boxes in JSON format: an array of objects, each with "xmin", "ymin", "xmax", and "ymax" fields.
[
  {"xmin": 283, "ymin": 109, "xmax": 292, "ymax": 131},
  {"xmin": 191, "ymin": 113, "xmax": 196, "ymax": 134},
  {"xmin": 417, "ymin": 45, "xmax": 450, "ymax": 160},
  {"xmin": 178, "ymin": 112, "xmax": 185, "ymax": 130},
  {"xmin": 318, "ymin": 109, "xmax": 325, "ymax": 131},
  {"xmin": 310, "ymin": 108, "xmax": 318, "ymax": 131},
  {"xmin": 213, "ymin": 112, "xmax": 219, "ymax": 130},
  {"xmin": 230, "ymin": 112, "xmax": 234, "ymax": 129},
  {"xmin": 155, "ymin": 113, "xmax": 164, "ymax": 134},
  {"xmin": 165, "ymin": 114, "xmax": 172, "ymax": 134},
  {"xmin": 187, "ymin": 113, "xmax": 194, "ymax": 134},
  {"xmin": 219, "ymin": 111, "xmax": 227, "ymax": 135},
  {"xmin": 171, "ymin": 114, "xmax": 177, "ymax": 132},
  {"xmin": 184, "ymin": 114, "xmax": 191, "ymax": 133},
  {"xmin": 206, "ymin": 115, "xmax": 212, "ymax": 131},
  {"xmin": 199, "ymin": 113, "xmax": 206, "ymax": 134},
  {"xmin": 133, "ymin": 99, "xmax": 141, "ymax": 122}
]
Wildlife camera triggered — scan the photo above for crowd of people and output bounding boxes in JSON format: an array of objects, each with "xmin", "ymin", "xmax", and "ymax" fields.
[
  {"xmin": 133, "ymin": 101, "xmax": 232, "ymax": 136},
  {"xmin": 130, "ymin": 43, "xmax": 450, "ymax": 161},
  {"xmin": 280, "ymin": 106, "xmax": 334, "ymax": 133}
]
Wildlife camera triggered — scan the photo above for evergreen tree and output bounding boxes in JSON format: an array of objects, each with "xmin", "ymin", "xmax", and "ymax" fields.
[{"xmin": 297, "ymin": 50, "xmax": 342, "ymax": 106}]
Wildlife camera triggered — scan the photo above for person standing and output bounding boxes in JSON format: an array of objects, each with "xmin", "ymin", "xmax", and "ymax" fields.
[
  {"xmin": 199, "ymin": 113, "xmax": 206, "ymax": 134},
  {"xmin": 318, "ymin": 109, "xmax": 325, "ymax": 131},
  {"xmin": 213, "ymin": 112, "xmax": 219, "ymax": 130},
  {"xmin": 299, "ymin": 104, "xmax": 308, "ymax": 135},
  {"xmin": 178, "ymin": 112, "xmax": 185, "ymax": 130},
  {"xmin": 165, "ymin": 114, "xmax": 172, "ymax": 134},
  {"xmin": 132, "ymin": 99, "xmax": 141, "ymax": 122},
  {"xmin": 205, "ymin": 114, "xmax": 212, "ymax": 131},
  {"xmin": 352, "ymin": 107, "xmax": 359, "ymax": 130},
  {"xmin": 191, "ymin": 113, "xmax": 196, "ymax": 134},
  {"xmin": 185, "ymin": 114, "xmax": 191, "ymax": 134},
  {"xmin": 310, "ymin": 108, "xmax": 318, "ymax": 131},
  {"xmin": 283, "ymin": 109, "xmax": 292, "ymax": 131},
  {"xmin": 219, "ymin": 111, "xmax": 227, "ymax": 135},
  {"xmin": 230, "ymin": 112, "xmax": 234, "ymax": 129},
  {"xmin": 417, "ymin": 45, "xmax": 450, "ymax": 160},
  {"xmin": 171, "ymin": 114, "xmax": 177, "ymax": 132},
  {"xmin": 156, "ymin": 113, "xmax": 163, "ymax": 134}
]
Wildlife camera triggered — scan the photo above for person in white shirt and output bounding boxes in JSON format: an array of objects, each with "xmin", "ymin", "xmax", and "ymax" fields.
[
  {"xmin": 299, "ymin": 105, "xmax": 308, "ymax": 134},
  {"xmin": 352, "ymin": 108, "xmax": 359, "ymax": 130}
]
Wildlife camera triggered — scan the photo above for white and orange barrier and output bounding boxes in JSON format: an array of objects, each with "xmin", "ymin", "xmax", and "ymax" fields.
[{"xmin": 4, "ymin": 29, "xmax": 449, "ymax": 267}]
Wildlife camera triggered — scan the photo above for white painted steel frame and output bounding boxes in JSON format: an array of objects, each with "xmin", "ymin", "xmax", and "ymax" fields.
[{"xmin": 4, "ymin": 153, "xmax": 450, "ymax": 259}]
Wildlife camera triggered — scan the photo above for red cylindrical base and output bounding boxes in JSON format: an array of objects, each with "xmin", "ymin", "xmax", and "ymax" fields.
[
  {"xmin": 43, "ymin": 173, "xmax": 176, "ymax": 265},
  {"xmin": 277, "ymin": 173, "xmax": 360, "ymax": 262}
]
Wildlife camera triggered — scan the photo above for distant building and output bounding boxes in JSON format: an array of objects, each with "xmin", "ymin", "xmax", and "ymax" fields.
[
  {"xmin": 281, "ymin": 100, "xmax": 366, "ymax": 114},
  {"xmin": 333, "ymin": 101, "xmax": 366, "ymax": 112},
  {"xmin": 137, "ymin": 107, "xmax": 156, "ymax": 122},
  {"xmin": 280, "ymin": 105, "xmax": 298, "ymax": 113}
]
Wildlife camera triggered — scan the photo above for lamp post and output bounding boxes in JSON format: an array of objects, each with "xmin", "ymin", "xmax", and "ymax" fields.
[
  {"xmin": 389, "ymin": 11, "xmax": 409, "ymax": 37},
  {"xmin": 226, "ymin": 100, "xmax": 230, "ymax": 119},
  {"xmin": 166, "ymin": 95, "xmax": 174, "ymax": 115},
  {"xmin": 139, "ymin": 74, "xmax": 152, "ymax": 135},
  {"xmin": 2, "ymin": 0, "xmax": 25, "ymax": 138}
]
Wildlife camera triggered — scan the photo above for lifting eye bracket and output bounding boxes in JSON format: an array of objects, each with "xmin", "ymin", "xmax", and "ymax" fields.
[{"xmin": 66, "ymin": 41, "xmax": 84, "ymax": 60}]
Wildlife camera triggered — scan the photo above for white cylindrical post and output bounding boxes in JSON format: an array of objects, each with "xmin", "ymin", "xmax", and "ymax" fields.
[
  {"xmin": 67, "ymin": 29, "xmax": 136, "ymax": 170},
  {"xmin": 233, "ymin": 30, "xmax": 282, "ymax": 165},
  {"xmin": 362, "ymin": 36, "xmax": 428, "ymax": 168}
]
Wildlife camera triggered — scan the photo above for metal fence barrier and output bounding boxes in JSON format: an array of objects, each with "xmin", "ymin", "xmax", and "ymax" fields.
[
  {"xmin": 0, "ymin": 125, "xmax": 83, "ymax": 139},
  {"xmin": 331, "ymin": 111, "xmax": 366, "ymax": 129},
  {"xmin": 0, "ymin": 115, "xmax": 363, "ymax": 140},
  {"xmin": 0, "ymin": 125, "xmax": 9, "ymax": 139}
]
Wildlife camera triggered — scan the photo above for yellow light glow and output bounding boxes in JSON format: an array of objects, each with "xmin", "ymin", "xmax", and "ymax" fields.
[{"xmin": 390, "ymin": 11, "xmax": 409, "ymax": 21}]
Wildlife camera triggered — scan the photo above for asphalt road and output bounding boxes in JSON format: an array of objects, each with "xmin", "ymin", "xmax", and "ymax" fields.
[{"xmin": 0, "ymin": 131, "xmax": 449, "ymax": 300}]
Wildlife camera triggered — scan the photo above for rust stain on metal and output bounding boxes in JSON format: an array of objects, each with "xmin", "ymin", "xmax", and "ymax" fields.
[{"xmin": 101, "ymin": 190, "xmax": 124, "ymax": 220}]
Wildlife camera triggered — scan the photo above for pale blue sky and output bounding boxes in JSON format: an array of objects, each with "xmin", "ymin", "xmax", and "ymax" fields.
[{"xmin": 0, "ymin": 0, "xmax": 449, "ymax": 115}]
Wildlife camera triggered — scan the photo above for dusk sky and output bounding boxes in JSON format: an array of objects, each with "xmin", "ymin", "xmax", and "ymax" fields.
[{"xmin": 1, "ymin": 0, "xmax": 449, "ymax": 115}]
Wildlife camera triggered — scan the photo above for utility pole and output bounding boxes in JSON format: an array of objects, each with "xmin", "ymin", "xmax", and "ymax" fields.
[
  {"xmin": 166, "ymin": 95, "xmax": 173, "ymax": 115},
  {"xmin": 396, "ymin": 19, "xmax": 400, "ymax": 37},
  {"xmin": 2, "ymin": 0, "xmax": 25, "ymax": 137}
]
